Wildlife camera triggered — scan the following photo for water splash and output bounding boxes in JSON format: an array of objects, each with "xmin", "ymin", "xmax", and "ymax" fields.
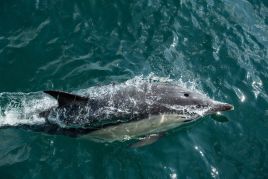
[
  {"xmin": 233, "ymin": 87, "xmax": 246, "ymax": 102},
  {"xmin": 0, "ymin": 92, "xmax": 56, "ymax": 127}
]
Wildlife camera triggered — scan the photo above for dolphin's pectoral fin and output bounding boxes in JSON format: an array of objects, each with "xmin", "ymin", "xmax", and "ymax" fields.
[
  {"xmin": 44, "ymin": 90, "xmax": 89, "ymax": 107},
  {"xmin": 129, "ymin": 133, "xmax": 164, "ymax": 148}
]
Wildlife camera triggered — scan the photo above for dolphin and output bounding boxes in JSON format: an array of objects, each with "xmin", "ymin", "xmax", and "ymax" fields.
[{"xmin": 17, "ymin": 81, "xmax": 233, "ymax": 146}]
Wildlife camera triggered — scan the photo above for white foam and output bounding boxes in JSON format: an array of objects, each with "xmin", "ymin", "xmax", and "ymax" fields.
[{"xmin": 0, "ymin": 93, "xmax": 57, "ymax": 127}]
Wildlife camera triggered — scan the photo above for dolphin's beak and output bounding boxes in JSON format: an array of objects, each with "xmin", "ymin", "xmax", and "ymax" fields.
[{"xmin": 211, "ymin": 102, "xmax": 234, "ymax": 112}]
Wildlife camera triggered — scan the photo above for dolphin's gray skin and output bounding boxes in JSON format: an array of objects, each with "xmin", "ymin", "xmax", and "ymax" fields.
[{"xmin": 27, "ymin": 81, "xmax": 233, "ymax": 145}]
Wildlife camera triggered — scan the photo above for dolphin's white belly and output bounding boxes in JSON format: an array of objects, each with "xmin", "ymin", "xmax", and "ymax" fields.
[{"xmin": 83, "ymin": 114, "xmax": 188, "ymax": 142}]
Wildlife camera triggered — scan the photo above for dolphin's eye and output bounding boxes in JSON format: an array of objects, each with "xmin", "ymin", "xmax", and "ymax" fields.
[{"xmin": 184, "ymin": 93, "xmax": 189, "ymax": 97}]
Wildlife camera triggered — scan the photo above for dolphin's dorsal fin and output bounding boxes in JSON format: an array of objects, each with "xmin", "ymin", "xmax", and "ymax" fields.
[{"xmin": 44, "ymin": 90, "xmax": 89, "ymax": 107}]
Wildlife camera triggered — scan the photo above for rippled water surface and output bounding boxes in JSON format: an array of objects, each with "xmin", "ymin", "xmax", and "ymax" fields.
[{"xmin": 0, "ymin": 0, "xmax": 267, "ymax": 178}]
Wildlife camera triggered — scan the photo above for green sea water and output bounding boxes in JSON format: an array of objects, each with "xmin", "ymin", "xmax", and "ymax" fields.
[{"xmin": 0, "ymin": 0, "xmax": 267, "ymax": 178}]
